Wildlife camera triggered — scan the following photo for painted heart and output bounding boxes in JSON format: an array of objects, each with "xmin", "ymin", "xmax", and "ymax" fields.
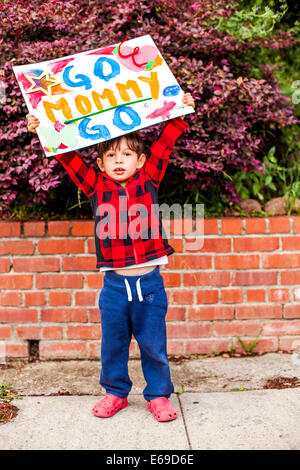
[{"xmin": 115, "ymin": 45, "xmax": 161, "ymax": 72}]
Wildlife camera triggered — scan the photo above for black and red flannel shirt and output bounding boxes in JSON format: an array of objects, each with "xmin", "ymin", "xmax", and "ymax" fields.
[{"xmin": 55, "ymin": 117, "xmax": 188, "ymax": 269}]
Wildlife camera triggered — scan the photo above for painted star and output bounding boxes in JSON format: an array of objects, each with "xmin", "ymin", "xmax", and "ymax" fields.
[{"xmin": 24, "ymin": 70, "xmax": 61, "ymax": 97}]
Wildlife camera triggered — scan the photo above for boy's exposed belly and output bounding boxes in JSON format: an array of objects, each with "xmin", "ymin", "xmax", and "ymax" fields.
[{"xmin": 113, "ymin": 265, "xmax": 157, "ymax": 276}]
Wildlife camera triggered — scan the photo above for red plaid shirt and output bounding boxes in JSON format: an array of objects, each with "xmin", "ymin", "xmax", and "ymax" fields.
[{"xmin": 55, "ymin": 117, "xmax": 188, "ymax": 269}]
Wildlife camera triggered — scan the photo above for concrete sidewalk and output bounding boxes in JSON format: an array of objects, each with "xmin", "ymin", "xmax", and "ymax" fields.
[{"xmin": 0, "ymin": 353, "xmax": 300, "ymax": 450}]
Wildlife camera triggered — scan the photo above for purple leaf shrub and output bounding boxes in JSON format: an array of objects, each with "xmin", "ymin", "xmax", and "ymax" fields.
[{"xmin": 0, "ymin": 0, "xmax": 298, "ymax": 217}]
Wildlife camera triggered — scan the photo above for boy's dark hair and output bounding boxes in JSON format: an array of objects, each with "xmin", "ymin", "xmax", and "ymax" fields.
[{"xmin": 97, "ymin": 132, "xmax": 144, "ymax": 160}]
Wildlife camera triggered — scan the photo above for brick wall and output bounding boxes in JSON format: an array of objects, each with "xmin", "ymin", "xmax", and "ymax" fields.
[{"xmin": 0, "ymin": 216, "xmax": 300, "ymax": 360}]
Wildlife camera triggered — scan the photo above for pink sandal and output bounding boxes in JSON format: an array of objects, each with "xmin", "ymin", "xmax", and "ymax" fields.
[
  {"xmin": 93, "ymin": 393, "xmax": 128, "ymax": 418},
  {"xmin": 147, "ymin": 397, "xmax": 178, "ymax": 422}
]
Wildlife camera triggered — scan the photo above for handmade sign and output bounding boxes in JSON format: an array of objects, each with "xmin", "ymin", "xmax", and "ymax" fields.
[{"xmin": 13, "ymin": 35, "xmax": 194, "ymax": 157}]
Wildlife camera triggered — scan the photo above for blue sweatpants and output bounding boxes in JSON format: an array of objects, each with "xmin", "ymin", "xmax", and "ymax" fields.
[{"xmin": 98, "ymin": 266, "xmax": 174, "ymax": 401}]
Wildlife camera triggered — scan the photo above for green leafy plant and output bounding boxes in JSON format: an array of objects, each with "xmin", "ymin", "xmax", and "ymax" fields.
[
  {"xmin": 232, "ymin": 145, "xmax": 300, "ymax": 211},
  {"xmin": 217, "ymin": 0, "xmax": 288, "ymax": 40},
  {"xmin": 176, "ymin": 384, "xmax": 186, "ymax": 394},
  {"xmin": 236, "ymin": 327, "xmax": 263, "ymax": 355},
  {"xmin": 0, "ymin": 384, "xmax": 22, "ymax": 403}
]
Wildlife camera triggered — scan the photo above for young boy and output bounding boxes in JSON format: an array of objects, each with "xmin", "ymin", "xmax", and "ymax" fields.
[{"xmin": 27, "ymin": 92, "xmax": 195, "ymax": 422}]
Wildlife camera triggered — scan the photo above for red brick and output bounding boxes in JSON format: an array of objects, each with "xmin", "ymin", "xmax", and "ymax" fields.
[
  {"xmin": 0, "ymin": 292, "xmax": 22, "ymax": 306},
  {"xmin": 166, "ymin": 340, "xmax": 185, "ymax": 355},
  {"xmin": 0, "ymin": 222, "xmax": 20, "ymax": 237},
  {"xmin": 236, "ymin": 304, "xmax": 282, "ymax": 319},
  {"xmin": 262, "ymin": 321, "xmax": 300, "ymax": 336},
  {"xmin": 202, "ymin": 218, "xmax": 219, "ymax": 235},
  {"xmin": 24, "ymin": 221, "xmax": 45, "ymax": 237},
  {"xmin": 196, "ymin": 289, "xmax": 219, "ymax": 304},
  {"xmin": 40, "ymin": 341, "xmax": 87, "ymax": 359},
  {"xmin": 167, "ymin": 323, "xmax": 210, "ymax": 338},
  {"xmin": 66, "ymin": 325, "xmax": 101, "ymax": 339},
  {"xmin": 0, "ymin": 259, "xmax": 10, "ymax": 272},
  {"xmin": 0, "ymin": 241, "xmax": 34, "ymax": 255},
  {"xmin": 75, "ymin": 291, "xmax": 96, "ymax": 306},
  {"xmin": 186, "ymin": 339, "xmax": 231, "ymax": 354},
  {"xmin": 269, "ymin": 217, "xmax": 290, "ymax": 233},
  {"xmin": 246, "ymin": 289, "xmax": 266, "ymax": 302},
  {"xmin": 221, "ymin": 289, "xmax": 243, "ymax": 303},
  {"xmin": 269, "ymin": 288, "xmax": 290, "ymax": 302},
  {"xmin": 86, "ymin": 274, "xmax": 104, "ymax": 289},
  {"xmin": 13, "ymin": 257, "xmax": 60, "ymax": 272},
  {"xmin": 5, "ymin": 343, "xmax": 28, "ymax": 358},
  {"xmin": 161, "ymin": 272, "xmax": 181, "ymax": 287},
  {"xmin": 169, "ymin": 238, "xmax": 183, "ymax": 252},
  {"xmin": 234, "ymin": 237, "xmax": 279, "ymax": 252},
  {"xmin": 62, "ymin": 256, "xmax": 96, "ymax": 271},
  {"xmin": 262, "ymin": 253, "xmax": 300, "ymax": 269},
  {"xmin": 293, "ymin": 288, "xmax": 300, "ymax": 301},
  {"xmin": 279, "ymin": 336, "xmax": 300, "ymax": 351},
  {"xmin": 170, "ymin": 218, "xmax": 194, "ymax": 235},
  {"xmin": 281, "ymin": 271, "xmax": 300, "ymax": 285},
  {"xmin": 88, "ymin": 341, "xmax": 101, "ymax": 358},
  {"xmin": 0, "ymin": 326, "xmax": 11, "ymax": 339},
  {"xmin": 187, "ymin": 305, "xmax": 234, "ymax": 321},
  {"xmin": 89, "ymin": 308, "xmax": 100, "ymax": 323},
  {"xmin": 16, "ymin": 326, "xmax": 42, "ymax": 339},
  {"xmin": 282, "ymin": 236, "xmax": 300, "ymax": 250},
  {"xmin": 197, "ymin": 238, "xmax": 231, "ymax": 252},
  {"xmin": 36, "ymin": 274, "xmax": 83, "ymax": 289},
  {"xmin": 0, "ymin": 308, "xmax": 38, "ymax": 323},
  {"xmin": 213, "ymin": 321, "xmax": 261, "ymax": 337},
  {"xmin": 215, "ymin": 254, "xmax": 259, "ymax": 270},
  {"xmin": 245, "ymin": 218, "xmax": 267, "ymax": 234},
  {"xmin": 172, "ymin": 289, "xmax": 194, "ymax": 304},
  {"xmin": 87, "ymin": 238, "xmax": 95, "ymax": 253},
  {"xmin": 233, "ymin": 271, "xmax": 277, "ymax": 286},
  {"xmin": 41, "ymin": 308, "xmax": 87, "ymax": 323},
  {"xmin": 168, "ymin": 255, "xmax": 212, "ymax": 270},
  {"xmin": 24, "ymin": 292, "xmax": 46, "ymax": 306},
  {"xmin": 166, "ymin": 307, "xmax": 185, "ymax": 321},
  {"xmin": 42, "ymin": 326, "xmax": 63, "ymax": 339},
  {"xmin": 283, "ymin": 304, "xmax": 300, "ymax": 318},
  {"xmin": 184, "ymin": 271, "xmax": 230, "ymax": 286},
  {"xmin": 184, "ymin": 236, "xmax": 205, "ymax": 252},
  {"xmin": 38, "ymin": 239, "xmax": 85, "ymax": 254},
  {"xmin": 0, "ymin": 275, "xmax": 33, "ymax": 289},
  {"xmin": 47, "ymin": 221, "xmax": 70, "ymax": 236},
  {"xmin": 292, "ymin": 217, "xmax": 300, "ymax": 234},
  {"xmin": 71, "ymin": 221, "xmax": 94, "ymax": 236},
  {"xmin": 49, "ymin": 291, "xmax": 72, "ymax": 306},
  {"xmin": 222, "ymin": 218, "xmax": 242, "ymax": 234}
]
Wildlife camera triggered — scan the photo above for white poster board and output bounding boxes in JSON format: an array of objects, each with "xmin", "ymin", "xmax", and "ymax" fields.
[{"xmin": 13, "ymin": 35, "xmax": 194, "ymax": 157}]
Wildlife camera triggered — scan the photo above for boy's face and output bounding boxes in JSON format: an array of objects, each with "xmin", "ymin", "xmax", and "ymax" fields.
[{"xmin": 97, "ymin": 137, "xmax": 146, "ymax": 182}]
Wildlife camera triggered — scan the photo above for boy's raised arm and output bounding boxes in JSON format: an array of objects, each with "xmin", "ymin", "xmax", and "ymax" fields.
[
  {"xmin": 26, "ymin": 114, "xmax": 98, "ymax": 197},
  {"xmin": 54, "ymin": 151, "xmax": 98, "ymax": 197},
  {"xmin": 144, "ymin": 117, "xmax": 188, "ymax": 187}
]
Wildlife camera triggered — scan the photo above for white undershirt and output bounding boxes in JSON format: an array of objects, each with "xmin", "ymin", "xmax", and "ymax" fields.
[{"xmin": 99, "ymin": 255, "xmax": 168, "ymax": 273}]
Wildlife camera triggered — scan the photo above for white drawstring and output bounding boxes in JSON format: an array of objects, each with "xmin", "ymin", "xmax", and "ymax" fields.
[
  {"xmin": 124, "ymin": 278, "xmax": 132, "ymax": 302},
  {"xmin": 123, "ymin": 278, "xmax": 144, "ymax": 302},
  {"xmin": 136, "ymin": 278, "xmax": 143, "ymax": 302}
]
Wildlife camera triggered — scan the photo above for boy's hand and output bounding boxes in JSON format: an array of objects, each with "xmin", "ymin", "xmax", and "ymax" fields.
[
  {"xmin": 180, "ymin": 93, "xmax": 195, "ymax": 120},
  {"xmin": 26, "ymin": 114, "xmax": 40, "ymax": 134}
]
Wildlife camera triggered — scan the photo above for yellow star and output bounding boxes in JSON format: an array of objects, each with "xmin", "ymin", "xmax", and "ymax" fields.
[{"xmin": 25, "ymin": 69, "xmax": 61, "ymax": 97}]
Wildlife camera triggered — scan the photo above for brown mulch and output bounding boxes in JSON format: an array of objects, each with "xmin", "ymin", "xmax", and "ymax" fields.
[
  {"xmin": 263, "ymin": 376, "xmax": 300, "ymax": 390},
  {"xmin": 0, "ymin": 402, "xmax": 19, "ymax": 424}
]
